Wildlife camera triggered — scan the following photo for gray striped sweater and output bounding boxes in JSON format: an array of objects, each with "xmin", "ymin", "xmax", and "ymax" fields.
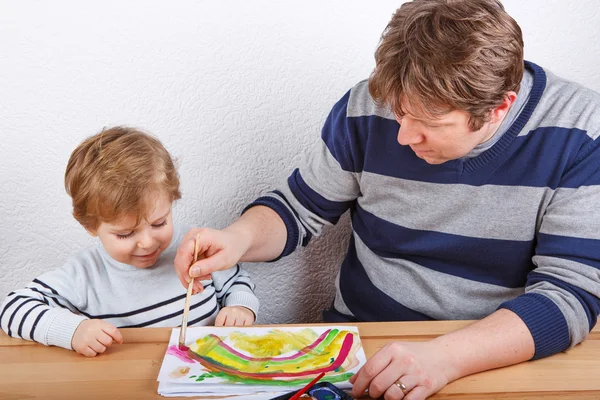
[{"xmin": 0, "ymin": 223, "xmax": 259, "ymax": 350}]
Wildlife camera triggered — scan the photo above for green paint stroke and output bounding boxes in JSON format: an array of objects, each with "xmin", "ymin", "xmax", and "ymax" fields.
[{"xmin": 192, "ymin": 371, "xmax": 355, "ymax": 386}]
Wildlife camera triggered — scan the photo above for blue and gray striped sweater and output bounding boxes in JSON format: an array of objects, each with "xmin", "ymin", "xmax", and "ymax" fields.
[{"xmin": 248, "ymin": 61, "xmax": 600, "ymax": 359}]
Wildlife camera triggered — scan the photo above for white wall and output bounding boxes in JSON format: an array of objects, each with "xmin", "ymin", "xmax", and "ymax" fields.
[{"xmin": 1, "ymin": 0, "xmax": 599, "ymax": 324}]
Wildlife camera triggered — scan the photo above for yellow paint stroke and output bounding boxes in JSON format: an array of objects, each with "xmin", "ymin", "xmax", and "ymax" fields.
[{"xmin": 228, "ymin": 328, "xmax": 319, "ymax": 357}]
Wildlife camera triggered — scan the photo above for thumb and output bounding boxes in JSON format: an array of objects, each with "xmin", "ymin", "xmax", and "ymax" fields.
[{"xmin": 189, "ymin": 252, "xmax": 229, "ymax": 278}]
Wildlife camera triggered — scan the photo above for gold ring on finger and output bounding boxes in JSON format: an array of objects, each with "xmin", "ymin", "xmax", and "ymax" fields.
[{"xmin": 395, "ymin": 379, "xmax": 408, "ymax": 394}]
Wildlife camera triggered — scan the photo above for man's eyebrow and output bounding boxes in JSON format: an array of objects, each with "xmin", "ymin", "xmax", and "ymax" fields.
[{"xmin": 405, "ymin": 114, "xmax": 454, "ymax": 126}]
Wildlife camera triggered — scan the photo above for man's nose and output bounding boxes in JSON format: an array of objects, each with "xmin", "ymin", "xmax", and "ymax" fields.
[{"xmin": 397, "ymin": 122, "xmax": 424, "ymax": 146}]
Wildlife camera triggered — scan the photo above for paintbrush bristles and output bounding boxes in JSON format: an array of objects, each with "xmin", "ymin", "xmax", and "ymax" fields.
[{"xmin": 178, "ymin": 234, "xmax": 201, "ymax": 350}]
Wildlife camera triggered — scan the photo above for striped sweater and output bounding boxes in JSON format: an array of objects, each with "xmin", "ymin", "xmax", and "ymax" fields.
[
  {"xmin": 247, "ymin": 61, "xmax": 600, "ymax": 359},
  {"xmin": 0, "ymin": 223, "xmax": 259, "ymax": 350}
]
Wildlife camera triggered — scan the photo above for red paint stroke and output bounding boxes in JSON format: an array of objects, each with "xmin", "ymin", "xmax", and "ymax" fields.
[
  {"xmin": 167, "ymin": 345, "xmax": 195, "ymax": 364},
  {"xmin": 188, "ymin": 332, "xmax": 354, "ymax": 379}
]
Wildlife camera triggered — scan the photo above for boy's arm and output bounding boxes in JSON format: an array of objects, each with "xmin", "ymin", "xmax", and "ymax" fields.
[
  {"xmin": 211, "ymin": 264, "xmax": 259, "ymax": 319},
  {"xmin": 0, "ymin": 263, "xmax": 88, "ymax": 350}
]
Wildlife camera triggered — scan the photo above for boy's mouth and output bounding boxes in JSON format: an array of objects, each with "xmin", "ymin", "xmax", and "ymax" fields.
[{"xmin": 134, "ymin": 248, "xmax": 159, "ymax": 259}]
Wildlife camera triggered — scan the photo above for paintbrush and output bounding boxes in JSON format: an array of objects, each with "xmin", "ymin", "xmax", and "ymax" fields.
[
  {"xmin": 178, "ymin": 233, "xmax": 200, "ymax": 350},
  {"xmin": 289, "ymin": 372, "xmax": 326, "ymax": 400}
]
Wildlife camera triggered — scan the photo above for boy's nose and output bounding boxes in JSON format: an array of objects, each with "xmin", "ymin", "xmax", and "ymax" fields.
[{"xmin": 136, "ymin": 230, "xmax": 154, "ymax": 249}]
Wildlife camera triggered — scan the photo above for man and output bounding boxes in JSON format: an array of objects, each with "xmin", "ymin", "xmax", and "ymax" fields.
[{"xmin": 175, "ymin": 0, "xmax": 600, "ymax": 398}]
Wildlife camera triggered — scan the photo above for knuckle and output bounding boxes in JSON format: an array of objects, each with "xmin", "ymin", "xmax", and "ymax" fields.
[
  {"xmin": 389, "ymin": 342, "xmax": 404, "ymax": 353},
  {"xmin": 400, "ymin": 354, "xmax": 416, "ymax": 368},
  {"xmin": 421, "ymin": 378, "xmax": 433, "ymax": 389},
  {"xmin": 369, "ymin": 380, "xmax": 386, "ymax": 395},
  {"xmin": 362, "ymin": 363, "xmax": 377, "ymax": 379}
]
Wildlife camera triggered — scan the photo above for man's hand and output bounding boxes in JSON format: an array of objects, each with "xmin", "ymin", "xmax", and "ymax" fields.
[
  {"xmin": 350, "ymin": 340, "xmax": 453, "ymax": 400},
  {"xmin": 215, "ymin": 306, "xmax": 256, "ymax": 326},
  {"xmin": 71, "ymin": 319, "xmax": 123, "ymax": 357},
  {"xmin": 350, "ymin": 310, "xmax": 535, "ymax": 400},
  {"xmin": 174, "ymin": 227, "xmax": 250, "ymax": 294}
]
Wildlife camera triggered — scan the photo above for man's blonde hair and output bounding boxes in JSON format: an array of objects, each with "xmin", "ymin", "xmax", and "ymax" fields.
[
  {"xmin": 65, "ymin": 126, "xmax": 181, "ymax": 231},
  {"xmin": 368, "ymin": 0, "xmax": 524, "ymax": 130}
]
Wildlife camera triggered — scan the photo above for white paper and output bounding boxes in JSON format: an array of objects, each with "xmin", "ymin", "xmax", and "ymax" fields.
[{"xmin": 157, "ymin": 325, "xmax": 366, "ymax": 397}]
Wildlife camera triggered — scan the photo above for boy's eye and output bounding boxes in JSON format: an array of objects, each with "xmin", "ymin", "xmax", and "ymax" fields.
[
  {"xmin": 152, "ymin": 220, "xmax": 167, "ymax": 228},
  {"xmin": 116, "ymin": 232, "xmax": 134, "ymax": 239}
]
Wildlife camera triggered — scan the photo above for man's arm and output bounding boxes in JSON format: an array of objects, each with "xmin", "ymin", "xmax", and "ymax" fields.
[
  {"xmin": 174, "ymin": 205, "xmax": 287, "ymax": 290},
  {"xmin": 175, "ymin": 89, "xmax": 362, "ymax": 286},
  {"xmin": 350, "ymin": 309, "xmax": 534, "ymax": 400},
  {"xmin": 227, "ymin": 205, "xmax": 287, "ymax": 264}
]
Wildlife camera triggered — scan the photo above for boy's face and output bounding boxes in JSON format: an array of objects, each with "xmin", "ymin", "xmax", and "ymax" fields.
[{"xmin": 90, "ymin": 193, "xmax": 174, "ymax": 269}]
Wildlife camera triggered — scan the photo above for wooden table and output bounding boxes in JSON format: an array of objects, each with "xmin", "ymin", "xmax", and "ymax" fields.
[{"xmin": 1, "ymin": 321, "xmax": 599, "ymax": 399}]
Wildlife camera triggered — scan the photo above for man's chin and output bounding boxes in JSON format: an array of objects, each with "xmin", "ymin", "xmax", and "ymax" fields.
[{"xmin": 420, "ymin": 155, "xmax": 447, "ymax": 165}]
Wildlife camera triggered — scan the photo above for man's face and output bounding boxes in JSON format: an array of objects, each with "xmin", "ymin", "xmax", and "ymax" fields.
[
  {"xmin": 394, "ymin": 104, "xmax": 500, "ymax": 165},
  {"xmin": 90, "ymin": 192, "xmax": 174, "ymax": 269}
]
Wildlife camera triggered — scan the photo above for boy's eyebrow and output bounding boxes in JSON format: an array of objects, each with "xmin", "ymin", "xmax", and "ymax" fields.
[
  {"xmin": 109, "ymin": 224, "xmax": 136, "ymax": 233},
  {"xmin": 149, "ymin": 209, "xmax": 171, "ymax": 224},
  {"xmin": 108, "ymin": 209, "xmax": 171, "ymax": 232}
]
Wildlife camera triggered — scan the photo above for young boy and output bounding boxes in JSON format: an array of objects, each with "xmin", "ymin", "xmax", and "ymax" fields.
[{"xmin": 0, "ymin": 126, "xmax": 259, "ymax": 357}]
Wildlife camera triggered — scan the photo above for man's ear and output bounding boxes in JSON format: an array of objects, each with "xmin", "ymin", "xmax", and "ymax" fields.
[{"xmin": 489, "ymin": 91, "xmax": 518, "ymax": 124}]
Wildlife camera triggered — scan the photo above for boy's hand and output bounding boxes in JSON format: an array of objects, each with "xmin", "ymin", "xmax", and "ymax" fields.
[
  {"xmin": 72, "ymin": 319, "xmax": 123, "ymax": 357},
  {"xmin": 215, "ymin": 306, "xmax": 255, "ymax": 326}
]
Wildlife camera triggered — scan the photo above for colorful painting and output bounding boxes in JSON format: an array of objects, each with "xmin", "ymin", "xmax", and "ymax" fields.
[{"xmin": 157, "ymin": 326, "xmax": 366, "ymax": 396}]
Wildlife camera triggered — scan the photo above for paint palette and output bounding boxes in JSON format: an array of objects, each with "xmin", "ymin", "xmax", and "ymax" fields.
[
  {"xmin": 270, "ymin": 382, "xmax": 354, "ymax": 400},
  {"xmin": 157, "ymin": 326, "xmax": 367, "ymax": 397}
]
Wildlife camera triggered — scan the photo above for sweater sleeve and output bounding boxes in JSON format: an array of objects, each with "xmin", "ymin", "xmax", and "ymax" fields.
[
  {"xmin": 211, "ymin": 264, "xmax": 260, "ymax": 318},
  {"xmin": 243, "ymin": 89, "xmax": 362, "ymax": 261},
  {"xmin": 500, "ymin": 134, "xmax": 600, "ymax": 359},
  {"xmin": 0, "ymin": 262, "xmax": 88, "ymax": 350}
]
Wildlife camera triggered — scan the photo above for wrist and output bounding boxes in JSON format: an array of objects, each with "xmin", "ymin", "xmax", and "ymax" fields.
[
  {"xmin": 428, "ymin": 335, "xmax": 464, "ymax": 383},
  {"xmin": 223, "ymin": 221, "xmax": 253, "ymax": 259}
]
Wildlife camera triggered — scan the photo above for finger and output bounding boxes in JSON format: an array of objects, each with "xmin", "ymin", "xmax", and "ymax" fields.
[
  {"xmin": 89, "ymin": 340, "xmax": 107, "ymax": 354},
  {"xmin": 192, "ymin": 280, "xmax": 205, "ymax": 295},
  {"xmin": 404, "ymin": 385, "xmax": 429, "ymax": 400},
  {"xmin": 225, "ymin": 317, "xmax": 237, "ymax": 326},
  {"xmin": 215, "ymin": 312, "xmax": 226, "ymax": 327},
  {"xmin": 174, "ymin": 232, "xmax": 200, "ymax": 282},
  {"xmin": 382, "ymin": 375, "xmax": 419, "ymax": 400},
  {"xmin": 351, "ymin": 352, "xmax": 393, "ymax": 398},
  {"xmin": 368, "ymin": 361, "xmax": 412, "ymax": 398},
  {"xmin": 96, "ymin": 331, "xmax": 114, "ymax": 347},
  {"xmin": 102, "ymin": 325, "xmax": 123, "ymax": 344},
  {"xmin": 80, "ymin": 346, "xmax": 97, "ymax": 357},
  {"xmin": 189, "ymin": 253, "xmax": 228, "ymax": 278}
]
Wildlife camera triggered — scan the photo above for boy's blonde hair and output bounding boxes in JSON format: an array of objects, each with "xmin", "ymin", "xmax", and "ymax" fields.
[
  {"xmin": 65, "ymin": 126, "xmax": 181, "ymax": 231},
  {"xmin": 368, "ymin": 0, "xmax": 524, "ymax": 131}
]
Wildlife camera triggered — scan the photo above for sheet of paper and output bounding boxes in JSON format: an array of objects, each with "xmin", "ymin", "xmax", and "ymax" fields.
[{"xmin": 157, "ymin": 325, "xmax": 367, "ymax": 397}]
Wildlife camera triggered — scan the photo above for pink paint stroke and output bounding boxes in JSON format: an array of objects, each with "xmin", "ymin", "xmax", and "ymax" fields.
[{"xmin": 167, "ymin": 345, "xmax": 194, "ymax": 364}]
